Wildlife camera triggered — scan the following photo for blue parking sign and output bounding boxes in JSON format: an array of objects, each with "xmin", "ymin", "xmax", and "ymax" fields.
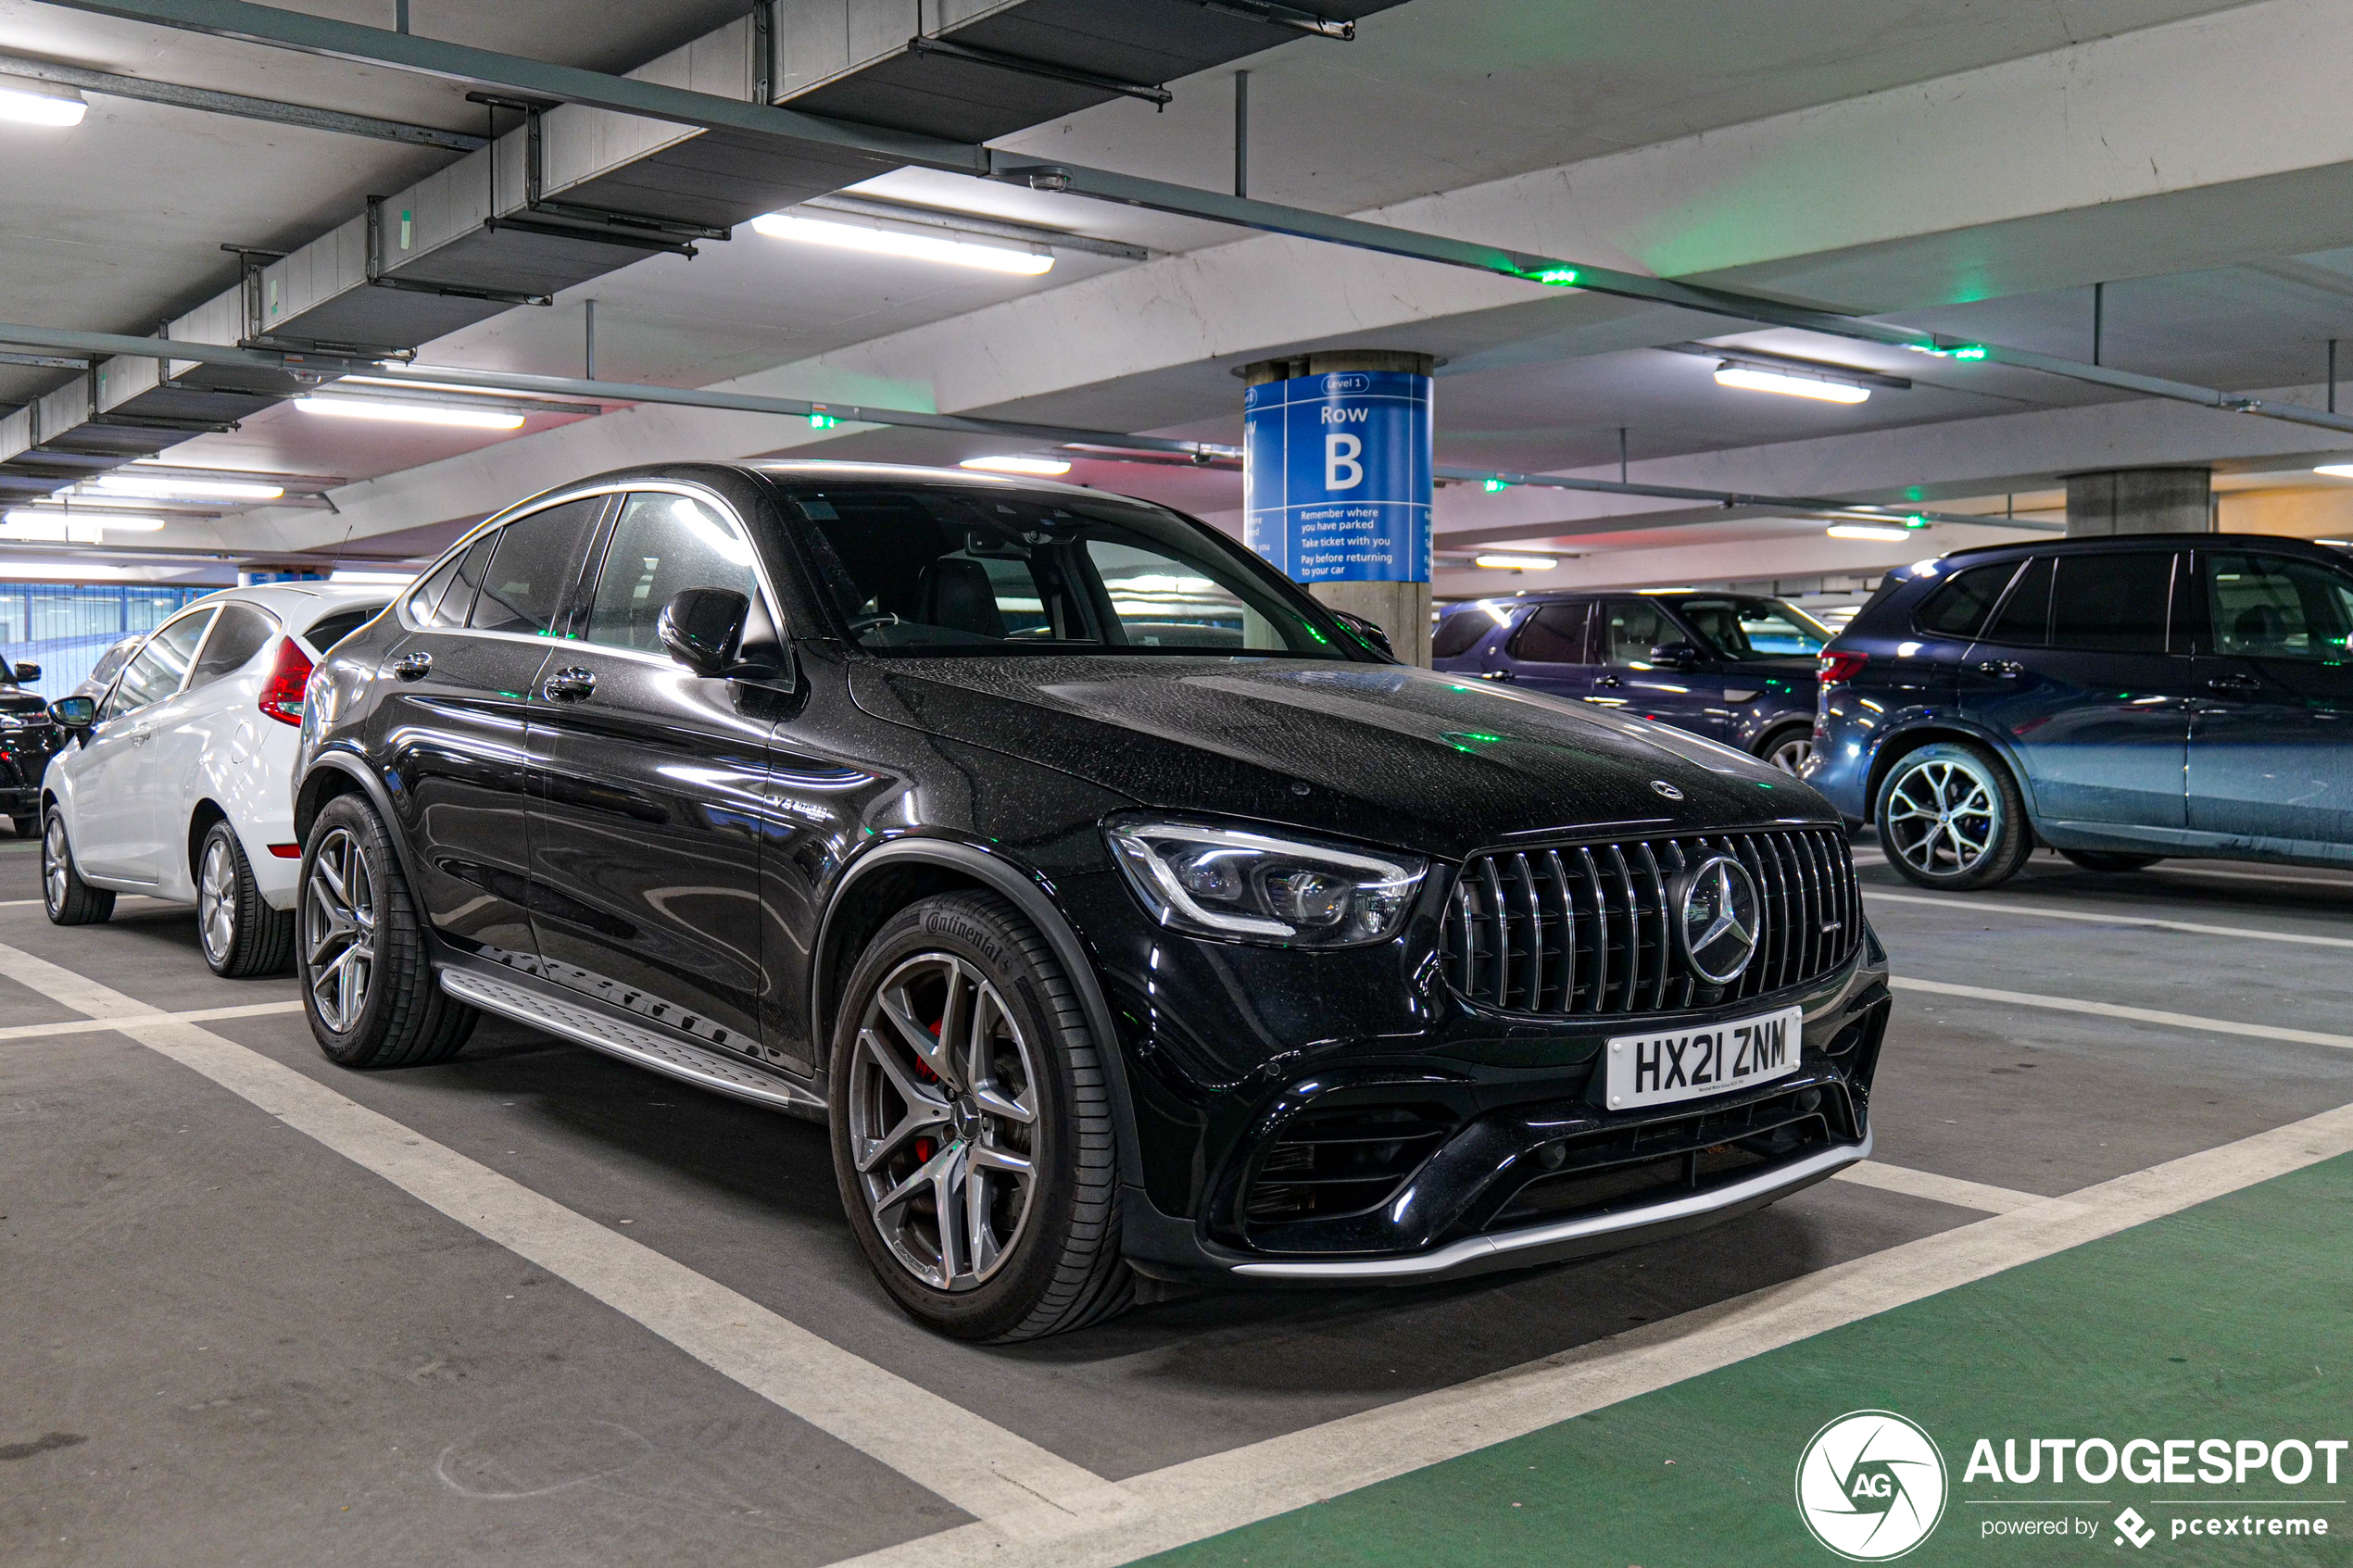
[{"xmin": 1243, "ymin": 370, "xmax": 1432, "ymax": 583}]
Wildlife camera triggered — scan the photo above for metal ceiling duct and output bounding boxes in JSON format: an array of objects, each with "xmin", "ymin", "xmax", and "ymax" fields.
[{"xmin": 0, "ymin": 0, "xmax": 1401, "ymax": 498}]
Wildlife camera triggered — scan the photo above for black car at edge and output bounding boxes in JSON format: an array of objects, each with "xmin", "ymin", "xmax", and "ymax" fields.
[{"xmin": 286, "ymin": 462, "xmax": 1891, "ymax": 1340}]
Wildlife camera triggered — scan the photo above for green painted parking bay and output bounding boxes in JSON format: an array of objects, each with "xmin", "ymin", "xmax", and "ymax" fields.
[{"xmin": 1145, "ymin": 1154, "xmax": 2353, "ymax": 1566}]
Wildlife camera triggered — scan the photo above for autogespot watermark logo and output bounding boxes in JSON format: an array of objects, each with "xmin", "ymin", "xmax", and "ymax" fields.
[{"xmin": 1796, "ymin": 1411, "xmax": 1952, "ymax": 1561}]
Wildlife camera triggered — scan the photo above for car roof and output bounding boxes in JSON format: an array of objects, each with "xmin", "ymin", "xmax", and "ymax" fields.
[
  {"xmin": 1937, "ymin": 530, "xmax": 2348, "ymax": 563},
  {"xmin": 740, "ymin": 459, "xmax": 1115, "ymax": 502},
  {"xmin": 185, "ymin": 581, "xmax": 401, "ymax": 619}
]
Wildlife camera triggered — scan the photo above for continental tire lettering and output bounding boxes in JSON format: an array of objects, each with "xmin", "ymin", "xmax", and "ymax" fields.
[{"xmin": 923, "ymin": 911, "xmax": 1005, "ymax": 968}]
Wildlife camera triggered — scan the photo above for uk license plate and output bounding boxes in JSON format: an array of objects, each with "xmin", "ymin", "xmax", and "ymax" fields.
[{"xmin": 1604, "ymin": 1004, "xmax": 1805, "ymax": 1110}]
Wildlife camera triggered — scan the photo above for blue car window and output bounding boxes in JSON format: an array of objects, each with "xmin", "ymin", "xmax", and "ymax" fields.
[
  {"xmin": 1600, "ymin": 599, "xmax": 1668, "ymax": 665},
  {"xmin": 1982, "ymin": 556, "xmax": 2054, "ymax": 646},
  {"xmin": 2207, "ymin": 553, "xmax": 2353, "ymax": 661},
  {"xmin": 2051, "ymin": 552, "xmax": 2173, "ymax": 654},
  {"xmin": 1677, "ymin": 596, "xmax": 1828, "ymax": 659},
  {"xmin": 1508, "ymin": 603, "xmax": 1587, "ymax": 662},
  {"xmin": 1915, "ymin": 561, "xmax": 2020, "ymax": 638},
  {"xmin": 1431, "ymin": 608, "xmax": 1493, "ymax": 659}
]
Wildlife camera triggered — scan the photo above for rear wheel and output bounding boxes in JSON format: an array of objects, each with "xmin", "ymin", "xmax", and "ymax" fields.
[
  {"xmin": 2059, "ymin": 848, "xmax": 2164, "ymax": 873},
  {"xmin": 830, "ymin": 890, "xmax": 1131, "ymax": 1342},
  {"xmin": 1875, "ymin": 740, "xmax": 2032, "ymax": 890},
  {"xmin": 300, "ymin": 794, "xmax": 476, "ymax": 1069},
  {"xmin": 41, "ymin": 809, "xmax": 113, "ymax": 925},
  {"xmin": 1758, "ymin": 724, "xmax": 1815, "ymax": 775},
  {"xmin": 196, "ymin": 820, "xmax": 295, "ymax": 978}
]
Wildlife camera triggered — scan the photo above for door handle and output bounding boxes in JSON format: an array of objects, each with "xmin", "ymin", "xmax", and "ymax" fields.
[
  {"xmin": 391, "ymin": 650, "xmax": 433, "ymax": 682},
  {"xmin": 1479, "ymin": 670, "xmax": 1515, "ymax": 682},
  {"xmin": 129, "ymin": 726, "xmax": 153, "ymax": 746},
  {"xmin": 542, "ymin": 666, "xmax": 597, "ymax": 702},
  {"xmin": 1595, "ymin": 673, "xmax": 1624, "ymax": 688},
  {"xmin": 2206, "ymin": 672, "xmax": 2261, "ymax": 695},
  {"xmin": 1974, "ymin": 660, "xmax": 2026, "ymax": 679}
]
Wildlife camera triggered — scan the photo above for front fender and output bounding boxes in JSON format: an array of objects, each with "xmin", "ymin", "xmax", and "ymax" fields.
[{"xmin": 1867, "ymin": 711, "xmax": 2046, "ymax": 822}]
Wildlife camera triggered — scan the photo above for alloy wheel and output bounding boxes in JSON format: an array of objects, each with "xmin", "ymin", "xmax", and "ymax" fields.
[
  {"xmin": 1882, "ymin": 757, "xmax": 1999, "ymax": 877},
  {"xmin": 1767, "ymin": 733, "xmax": 1815, "ymax": 774},
  {"xmin": 197, "ymin": 835, "xmax": 237, "ymax": 966},
  {"xmin": 41, "ymin": 815, "xmax": 67, "ymax": 915},
  {"xmin": 304, "ymin": 826, "xmax": 376, "ymax": 1032},
  {"xmin": 848, "ymin": 953, "xmax": 1039, "ymax": 1292}
]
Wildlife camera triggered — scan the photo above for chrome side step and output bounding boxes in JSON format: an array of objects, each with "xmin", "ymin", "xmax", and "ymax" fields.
[{"xmin": 438, "ymin": 966, "xmax": 825, "ymax": 1119}]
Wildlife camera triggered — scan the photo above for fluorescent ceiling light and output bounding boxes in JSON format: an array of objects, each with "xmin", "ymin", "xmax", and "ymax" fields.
[
  {"xmin": 0, "ymin": 79, "xmax": 86, "ymax": 128},
  {"xmin": 3, "ymin": 508, "xmax": 165, "ymax": 532},
  {"xmin": 94, "ymin": 473, "xmax": 284, "ymax": 501},
  {"xmin": 751, "ymin": 213, "xmax": 1053, "ymax": 275},
  {"xmin": 1473, "ymin": 554, "xmax": 1557, "ymax": 571},
  {"xmin": 959, "ymin": 455, "xmax": 1071, "ymax": 475},
  {"xmin": 337, "ymin": 374, "xmax": 548, "ymax": 400},
  {"xmin": 295, "ymin": 396, "xmax": 524, "ymax": 431},
  {"xmin": 2313, "ymin": 464, "xmax": 2353, "ymax": 478},
  {"xmin": 1715, "ymin": 365, "xmax": 1871, "ymax": 404},
  {"xmin": 1827, "ymin": 524, "xmax": 1915, "ymax": 541}
]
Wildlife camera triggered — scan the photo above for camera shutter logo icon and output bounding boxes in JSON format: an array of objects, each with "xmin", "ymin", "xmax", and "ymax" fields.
[{"xmin": 1794, "ymin": 1411, "xmax": 1949, "ymax": 1561}]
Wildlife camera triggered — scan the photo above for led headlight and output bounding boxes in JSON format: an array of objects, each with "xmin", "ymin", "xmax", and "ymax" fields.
[{"xmin": 1105, "ymin": 817, "xmax": 1426, "ymax": 947}]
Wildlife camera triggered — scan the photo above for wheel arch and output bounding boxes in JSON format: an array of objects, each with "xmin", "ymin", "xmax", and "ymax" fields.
[
  {"xmin": 1864, "ymin": 718, "xmax": 2039, "ymax": 825},
  {"xmin": 186, "ymin": 797, "xmax": 231, "ymax": 882},
  {"xmin": 812, "ymin": 836, "xmax": 1145, "ymax": 1191},
  {"xmin": 293, "ymin": 751, "xmax": 436, "ymax": 897}
]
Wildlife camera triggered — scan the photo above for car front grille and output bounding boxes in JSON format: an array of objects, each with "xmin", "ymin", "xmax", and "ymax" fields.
[
  {"xmin": 1241, "ymin": 1102, "xmax": 1456, "ymax": 1227},
  {"xmin": 1443, "ymin": 828, "xmax": 1860, "ymax": 1018}
]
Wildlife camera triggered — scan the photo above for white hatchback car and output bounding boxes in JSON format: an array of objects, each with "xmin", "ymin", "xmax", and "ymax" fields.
[{"xmin": 42, "ymin": 583, "xmax": 394, "ymax": 975}]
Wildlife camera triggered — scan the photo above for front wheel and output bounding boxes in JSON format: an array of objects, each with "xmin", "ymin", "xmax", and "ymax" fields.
[
  {"xmin": 2059, "ymin": 848, "xmax": 2164, "ymax": 873},
  {"xmin": 1758, "ymin": 724, "xmax": 1815, "ymax": 775},
  {"xmin": 299, "ymin": 794, "xmax": 476, "ymax": 1069},
  {"xmin": 829, "ymin": 890, "xmax": 1132, "ymax": 1342},
  {"xmin": 196, "ymin": 820, "xmax": 295, "ymax": 978},
  {"xmin": 42, "ymin": 810, "xmax": 113, "ymax": 925},
  {"xmin": 1875, "ymin": 741, "xmax": 2032, "ymax": 890}
]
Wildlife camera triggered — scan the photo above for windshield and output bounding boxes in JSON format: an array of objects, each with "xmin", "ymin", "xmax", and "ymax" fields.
[
  {"xmin": 1676, "ymin": 596, "xmax": 1831, "ymax": 660},
  {"xmin": 784, "ymin": 485, "xmax": 1357, "ymax": 658}
]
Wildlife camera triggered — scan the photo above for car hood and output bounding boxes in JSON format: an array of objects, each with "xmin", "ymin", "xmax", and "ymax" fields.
[{"xmin": 849, "ymin": 656, "xmax": 1835, "ymax": 859}]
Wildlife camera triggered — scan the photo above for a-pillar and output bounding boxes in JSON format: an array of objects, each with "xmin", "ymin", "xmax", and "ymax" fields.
[
  {"xmin": 1241, "ymin": 350, "xmax": 1435, "ymax": 665},
  {"xmin": 2064, "ymin": 467, "xmax": 2212, "ymax": 534}
]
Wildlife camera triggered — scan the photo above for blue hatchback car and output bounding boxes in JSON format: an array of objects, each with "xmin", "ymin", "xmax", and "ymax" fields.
[
  {"xmin": 1806, "ymin": 532, "xmax": 2353, "ymax": 888},
  {"xmin": 1431, "ymin": 591, "xmax": 1832, "ymax": 772}
]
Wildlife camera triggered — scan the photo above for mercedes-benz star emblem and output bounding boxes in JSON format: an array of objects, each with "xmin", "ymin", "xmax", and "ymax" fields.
[
  {"xmin": 1678, "ymin": 855, "xmax": 1762, "ymax": 985},
  {"xmin": 1651, "ymin": 780, "xmax": 1684, "ymax": 801}
]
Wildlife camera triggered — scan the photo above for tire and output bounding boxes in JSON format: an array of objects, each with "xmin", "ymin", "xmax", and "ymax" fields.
[
  {"xmin": 195, "ymin": 819, "xmax": 295, "ymax": 978},
  {"xmin": 11, "ymin": 814, "xmax": 37, "ymax": 839},
  {"xmin": 829, "ymin": 890, "xmax": 1132, "ymax": 1342},
  {"xmin": 299, "ymin": 793, "xmax": 476, "ymax": 1069},
  {"xmin": 1757, "ymin": 723, "xmax": 1815, "ymax": 776},
  {"xmin": 1874, "ymin": 740, "xmax": 2033, "ymax": 891},
  {"xmin": 41, "ymin": 809, "xmax": 113, "ymax": 926},
  {"xmin": 2059, "ymin": 848, "xmax": 2164, "ymax": 873}
]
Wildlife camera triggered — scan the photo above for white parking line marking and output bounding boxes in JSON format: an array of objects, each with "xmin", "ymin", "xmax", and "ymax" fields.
[
  {"xmin": 1893, "ymin": 976, "xmax": 2353, "ymax": 1050},
  {"xmin": 1865, "ymin": 889, "xmax": 2353, "ymax": 949},
  {"xmin": 0, "ymin": 997, "xmax": 303, "ymax": 1040},
  {"xmin": 828, "ymin": 1098, "xmax": 2353, "ymax": 1568},
  {"xmin": 1852, "ymin": 848, "xmax": 2353, "ymax": 891},
  {"xmin": 1830, "ymin": 1160, "xmax": 2042, "ymax": 1213},
  {"xmin": 0, "ymin": 937, "xmax": 1128, "ymax": 1528}
]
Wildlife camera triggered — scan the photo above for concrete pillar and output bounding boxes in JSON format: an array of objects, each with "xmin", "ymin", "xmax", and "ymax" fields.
[
  {"xmin": 2064, "ymin": 467, "xmax": 2212, "ymax": 535},
  {"xmin": 1241, "ymin": 350, "xmax": 1435, "ymax": 665}
]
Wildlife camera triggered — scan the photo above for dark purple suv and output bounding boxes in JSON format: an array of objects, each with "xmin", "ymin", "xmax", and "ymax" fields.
[{"xmin": 1432, "ymin": 591, "xmax": 1832, "ymax": 772}]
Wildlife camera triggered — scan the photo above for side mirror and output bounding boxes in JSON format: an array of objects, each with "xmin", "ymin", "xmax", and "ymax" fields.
[
  {"xmin": 13, "ymin": 662, "xmax": 39, "ymax": 683},
  {"xmin": 1330, "ymin": 609, "xmax": 1395, "ymax": 659},
  {"xmin": 657, "ymin": 587, "xmax": 752, "ymax": 678},
  {"xmin": 49, "ymin": 696, "xmax": 94, "ymax": 729},
  {"xmin": 1649, "ymin": 641, "xmax": 1704, "ymax": 670}
]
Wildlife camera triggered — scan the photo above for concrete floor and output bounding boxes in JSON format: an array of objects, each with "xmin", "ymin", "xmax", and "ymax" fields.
[{"xmin": 5, "ymin": 833, "xmax": 2350, "ymax": 1565}]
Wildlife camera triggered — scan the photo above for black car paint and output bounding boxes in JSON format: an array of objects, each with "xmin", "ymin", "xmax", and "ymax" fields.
[
  {"xmin": 1434, "ymin": 594, "xmax": 1820, "ymax": 758},
  {"xmin": 299, "ymin": 462, "xmax": 1889, "ymax": 1283},
  {"xmin": 1807, "ymin": 532, "xmax": 2353, "ymax": 865}
]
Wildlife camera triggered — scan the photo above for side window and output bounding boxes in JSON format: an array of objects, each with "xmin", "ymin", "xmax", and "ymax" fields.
[
  {"xmin": 585, "ymin": 493, "xmax": 762, "ymax": 653},
  {"xmin": 2050, "ymin": 552, "xmax": 2175, "ymax": 654},
  {"xmin": 1507, "ymin": 603, "xmax": 1588, "ymax": 663},
  {"xmin": 404, "ymin": 553, "xmax": 465, "ymax": 627},
  {"xmin": 471, "ymin": 497, "xmax": 604, "ymax": 636},
  {"xmin": 188, "ymin": 603, "xmax": 277, "ymax": 688},
  {"xmin": 2207, "ymin": 553, "xmax": 2353, "ymax": 661},
  {"xmin": 1981, "ymin": 555, "xmax": 2054, "ymax": 646},
  {"xmin": 1915, "ymin": 561, "xmax": 2020, "ymax": 638},
  {"xmin": 1430, "ymin": 608, "xmax": 1492, "ymax": 660},
  {"xmin": 304, "ymin": 604, "xmax": 383, "ymax": 653},
  {"xmin": 101, "ymin": 608, "xmax": 214, "ymax": 719},
  {"xmin": 1599, "ymin": 598, "xmax": 1668, "ymax": 665}
]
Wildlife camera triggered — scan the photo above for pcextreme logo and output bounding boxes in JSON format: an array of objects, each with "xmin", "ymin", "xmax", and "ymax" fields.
[{"xmin": 1796, "ymin": 1411, "xmax": 1952, "ymax": 1561}]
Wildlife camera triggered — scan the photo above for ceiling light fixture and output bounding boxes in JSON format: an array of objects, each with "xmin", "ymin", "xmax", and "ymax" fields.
[
  {"xmin": 751, "ymin": 213, "xmax": 1053, "ymax": 275},
  {"xmin": 1715, "ymin": 365, "xmax": 1870, "ymax": 404},
  {"xmin": 0, "ymin": 77, "xmax": 86, "ymax": 128},
  {"xmin": 1473, "ymin": 554, "xmax": 1558, "ymax": 571},
  {"xmin": 294, "ymin": 396, "xmax": 524, "ymax": 431},
  {"xmin": 94, "ymin": 473, "xmax": 284, "ymax": 501},
  {"xmin": 3, "ymin": 508, "xmax": 166, "ymax": 532},
  {"xmin": 2313, "ymin": 464, "xmax": 2353, "ymax": 478},
  {"xmin": 959, "ymin": 455, "xmax": 1072, "ymax": 475},
  {"xmin": 1826, "ymin": 524, "xmax": 1915, "ymax": 541}
]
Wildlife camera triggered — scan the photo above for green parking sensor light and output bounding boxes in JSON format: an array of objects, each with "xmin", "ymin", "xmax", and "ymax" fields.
[
  {"xmin": 1523, "ymin": 267, "xmax": 1580, "ymax": 286},
  {"xmin": 807, "ymin": 411, "xmax": 839, "ymax": 429},
  {"xmin": 1907, "ymin": 343, "xmax": 1987, "ymax": 359},
  {"xmin": 1483, "ymin": 477, "xmax": 1511, "ymax": 493}
]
